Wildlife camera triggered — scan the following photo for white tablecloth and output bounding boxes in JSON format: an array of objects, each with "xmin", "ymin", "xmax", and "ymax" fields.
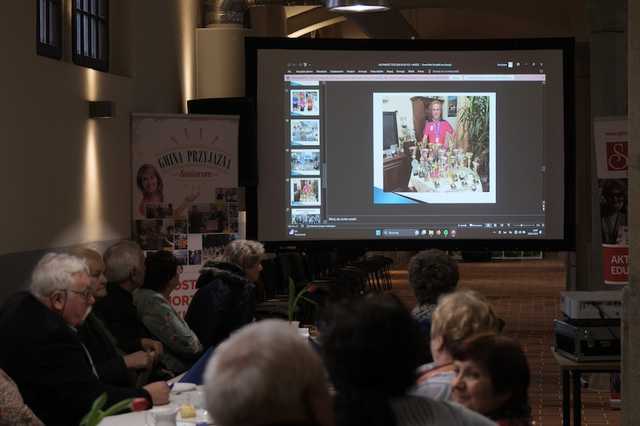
[{"xmin": 99, "ymin": 385, "xmax": 214, "ymax": 426}]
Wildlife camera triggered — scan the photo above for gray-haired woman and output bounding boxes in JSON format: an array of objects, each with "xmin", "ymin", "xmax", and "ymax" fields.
[{"xmin": 185, "ymin": 240, "xmax": 264, "ymax": 350}]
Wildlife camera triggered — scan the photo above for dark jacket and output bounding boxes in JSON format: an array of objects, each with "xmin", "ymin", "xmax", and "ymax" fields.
[
  {"xmin": 78, "ymin": 312, "xmax": 131, "ymax": 387},
  {"xmin": 185, "ymin": 262, "xmax": 256, "ymax": 350},
  {"xmin": 0, "ymin": 292, "xmax": 150, "ymax": 426},
  {"xmin": 93, "ymin": 282, "xmax": 150, "ymax": 353}
]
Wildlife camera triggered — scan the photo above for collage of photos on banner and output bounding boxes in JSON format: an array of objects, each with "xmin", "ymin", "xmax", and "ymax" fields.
[
  {"xmin": 374, "ymin": 92, "xmax": 496, "ymax": 204},
  {"xmin": 134, "ymin": 188, "xmax": 240, "ymax": 266},
  {"xmin": 288, "ymin": 85, "xmax": 322, "ymax": 227}
]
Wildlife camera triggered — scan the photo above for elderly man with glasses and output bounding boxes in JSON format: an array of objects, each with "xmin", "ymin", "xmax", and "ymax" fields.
[{"xmin": 0, "ymin": 253, "xmax": 169, "ymax": 426}]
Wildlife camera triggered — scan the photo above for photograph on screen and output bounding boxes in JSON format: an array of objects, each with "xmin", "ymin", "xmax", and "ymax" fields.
[
  {"xmin": 290, "ymin": 90, "xmax": 319, "ymax": 116},
  {"xmin": 174, "ymin": 250, "xmax": 188, "ymax": 266},
  {"xmin": 175, "ymin": 234, "xmax": 188, "ymax": 250},
  {"xmin": 145, "ymin": 203, "xmax": 174, "ymax": 219},
  {"xmin": 174, "ymin": 219, "xmax": 188, "ymax": 234},
  {"xmin": 290, "ymin": 80, "xmax": 319, "ymax": 86},
  {"xmin": 291, "ymin": 149, "xmax": 320, "ymax": 176},
  {"xmin": 291, "ymin": 119, "xmax": 320, "ymax": 146},
  {"xmin": 188, "ymin": 204, "xmax": 227, "ymax": 234},
  {"xmin": 373, "ymin": 93, "xmax": 496, "ymax": 204},
  {"xmin": 290, "ymin": 178, "xmax": 321, "ymax": 206},
  {"xmin": 215, "ymin": 188, "xmax": 240, "ymax": 203},
  {"xmin": 202, "ymin": 233, "xmax": 235, "ymax": 264},
  {"xmin": 188, "ymin": 249, "xmax": 202, "ymax": 265},
  {"xmin": 599, "ymin": 179, "xmax": 628, "ymax": 245},
  {"xmin": 134, "ymin": 219, "xmax": 174, "ymax": 250},
  {"xmin": 227, "ymin": 203, "xmax": 239, "ymax": 234},
  {"xmin": 291, "ymin": 208, "xmax": 321, "ymax": 225}
]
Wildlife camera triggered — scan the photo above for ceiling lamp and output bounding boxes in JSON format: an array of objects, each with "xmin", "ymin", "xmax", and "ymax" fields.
[{"xmin": 325, "ymin": 0, "xmax": 391, "ymax": 13}]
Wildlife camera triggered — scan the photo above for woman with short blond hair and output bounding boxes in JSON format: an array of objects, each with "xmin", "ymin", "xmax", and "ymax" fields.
[
  {"xmin": 185, "ymin": 240, "xmax": 264, "ymax": 350},
  {"xmin": 413, "ymin": 290, "xmax": 502, "ymax": 400}
]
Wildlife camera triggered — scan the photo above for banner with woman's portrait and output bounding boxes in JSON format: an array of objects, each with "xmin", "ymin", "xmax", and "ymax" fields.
[
  {"xmin": 131, "ymin": 114, "xmax": 240, "ymax": 315},
  {"xmin": 594, "ymin": 117, "xmax": 628, "ymax": 285}
]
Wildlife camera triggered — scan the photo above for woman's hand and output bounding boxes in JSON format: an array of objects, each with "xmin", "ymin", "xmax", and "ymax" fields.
[{"xmin": 123, "ymin": 351, "xmax": 153, "ymax": 370}]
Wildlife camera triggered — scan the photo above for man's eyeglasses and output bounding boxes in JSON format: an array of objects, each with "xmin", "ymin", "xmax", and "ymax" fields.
[{"xmin": 67, "ymin": 288, "xmax": 95, "ymax": 302}]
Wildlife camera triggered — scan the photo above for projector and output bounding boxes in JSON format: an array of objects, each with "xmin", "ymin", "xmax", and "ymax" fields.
[
  {"xmin": 560, "ymin": 291, "xmax": 622, "ymax": 321},
  {"xmin": 554, "ymin": 319, "xmax": 620, "ymax": 361}
]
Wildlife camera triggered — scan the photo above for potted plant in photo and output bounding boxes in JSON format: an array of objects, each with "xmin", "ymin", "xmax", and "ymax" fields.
[{"xmin": 458, "ymin": 96, "xmax": 490, "ymax": 190}]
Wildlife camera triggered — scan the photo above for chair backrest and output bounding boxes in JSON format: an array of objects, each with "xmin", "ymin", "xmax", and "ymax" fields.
[
  {"xmin": 259, "ymin": 256, "xmax": 285, "ymax": 298},
  {"xmin": 336, "ymin": 266, "xmax": 367, "ymax": 297},
  {"xmin": 278, "ymin": 251, "xmax": 309, "ymax": 287}
]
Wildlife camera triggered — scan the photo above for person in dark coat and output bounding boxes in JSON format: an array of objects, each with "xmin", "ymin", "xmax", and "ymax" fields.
[
  {"xmin": 185, "ymin": 239, "xmax": 263, "ymax": 350},
  {"xmin": 0, "ymin": 253, "xmax": 169, "ymax": 426},
  {"xmin": 408, "ymin": 249, "xmax": 460, "ymax": 363},
  {"xmin": 73, "ymin": 248, "xmax": 154, "ymax": 387},
  {"xmin": 93, "ymin": 241, "xmax": 164, "ymax": 357}
]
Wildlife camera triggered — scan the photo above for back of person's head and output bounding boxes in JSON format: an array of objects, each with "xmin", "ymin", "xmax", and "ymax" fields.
[
  {"xmin": 408, "ymin": 249, "xmax": 459, "ymax": 305},
  {"xmin": 221, "ymin": 239, "xmax": 265, "ymax": 271},
  {"xmin": 142, "ymin": 250, "xmax": 179, "ymax": 293},
  {"xmin": 103, "ymin": 240, "xmax": 144, "ymax": 284},
  {"xmin": 431, "ymin": 290, "xmax": 502, "ymax": 353},
  {"xmin": 204, "ymin": 319, "xmax": 332, "ymax": 426},
  {"xmin": 452, "ymin": 333, "xmax": 530, "ymax": 420},
  {"xmin": 30, "ymin": 253, "xmax": 88, "ymax": 299},
  {"xmin": 320, "ymin": 295, "xmax": 425, "ymax": 426},
  {"xmin": 67, "ymin": 247, "xmax": 102, "ymax": 270}
]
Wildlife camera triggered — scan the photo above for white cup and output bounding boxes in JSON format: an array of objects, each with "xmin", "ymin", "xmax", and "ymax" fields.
[
  {"xmin": 189, "ymin": 390, "xmax": 204, "ymax": 409},
  {"xmin": 145, "ymin": 405, "xmax": 178, "ymax": 426}
]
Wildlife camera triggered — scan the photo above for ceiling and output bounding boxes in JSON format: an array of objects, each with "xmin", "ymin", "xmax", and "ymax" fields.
[{"xmin": 283, "ymin": 0, "xmax": 591, "ymax": 40}]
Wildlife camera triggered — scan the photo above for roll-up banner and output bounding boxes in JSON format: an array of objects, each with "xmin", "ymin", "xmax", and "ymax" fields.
[
  {"xmin": 594, "ymin": 117, "xmax": 628, "ymax": 285},
  {"xmin": 131, "ymin": 114, "xmax": 240, "ymax": 316}
]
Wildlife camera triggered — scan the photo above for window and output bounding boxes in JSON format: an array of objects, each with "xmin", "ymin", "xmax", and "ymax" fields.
[
  {"xmin": 36, "ymin": 0, "xmax": 62, "ymax": 59},
  {"xmin": 72, "ymin": 0, "xmax": 109, "ymax": 71}
]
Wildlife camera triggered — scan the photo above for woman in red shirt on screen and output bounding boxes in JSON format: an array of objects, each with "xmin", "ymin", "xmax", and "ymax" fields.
[{"xmin": 422, "ymin": 100, "xmax": 454, "ymax": 148}]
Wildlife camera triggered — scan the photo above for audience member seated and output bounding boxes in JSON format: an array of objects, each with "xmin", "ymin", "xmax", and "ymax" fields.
[
  {"xmin": 185, "ymin": 239, "xmax": 262, "ymax": 350},
  {"xmin": 319, "ymin": 294, "xmax": 494, "ymax": 426},
  {"xmin": 408, "ymin": 249, "xmax": 459, "ymax": 360},
  {"xmin": 93, "ymin": 241, "xmax": 164, "ymax": 357},
  {"xmin": 134, "ymin": 250, "xmax": 202, "ymax": 374},
  {"xmin": 0, "ymin": 253, "xmax": 169, "ymax": 425},
  {"xmin": 73, "ymin": 248, "xmax": 155, "ymax": 387},
  {"xmin": 413, "ymin": 290, "xmax": 503, "ymax": 400},
  {"xmin": 0, "ymin": 368, "xmax": 43, "ymax": 426},
  {"xmin": 451, "ymin": 333, "xmax": 531, "ymax": 426},
  {"xmin": 203, "ymin": 319, "xmax": 334, "ymax": 426}
]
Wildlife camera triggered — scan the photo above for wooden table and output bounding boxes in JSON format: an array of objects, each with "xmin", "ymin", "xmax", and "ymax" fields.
[{"xmin": 552, "ymin": 349, "xmax": 620, "ymax": 426}]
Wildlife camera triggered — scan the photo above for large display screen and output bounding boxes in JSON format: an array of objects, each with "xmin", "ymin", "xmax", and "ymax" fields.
[{"xmin": 246, "ymin": 38, "xmax": 575, "ymax": 249}]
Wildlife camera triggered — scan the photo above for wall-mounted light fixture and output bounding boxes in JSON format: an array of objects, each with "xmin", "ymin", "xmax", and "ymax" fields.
[
  {"xmin": 325, "ymin": 0, "xmax": 390, "ymax": 13},
  {"xmin": 88, "ymin": 101, "xmax": 114, "ymax": 119}
]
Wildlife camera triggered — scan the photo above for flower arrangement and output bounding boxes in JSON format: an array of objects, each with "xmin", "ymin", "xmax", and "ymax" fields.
[
  {"xmin": 80, "ymin": 394, "xmax": 149, "ymax": 426},
  {"xmin": 288, "ymin": 277, "xmax": 318, "ymax": 322}
]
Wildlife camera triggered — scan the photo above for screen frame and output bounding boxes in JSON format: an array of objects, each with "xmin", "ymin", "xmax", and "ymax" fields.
[{"xmin": 245, "ymin": 36, "xmax": 576, "ymax": 251}]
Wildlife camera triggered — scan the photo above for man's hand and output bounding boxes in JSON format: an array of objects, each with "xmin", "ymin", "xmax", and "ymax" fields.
[
  {"xmin": 143, "ymin": 381, "xmax": 170, "ymax": 405},
  {"xmin": 123, "ymin": 351, "xmax": 153, "ymax": 370},
  {"xmin": 141, "ymin": 338, "xmax": 164, "ymax": 356}
]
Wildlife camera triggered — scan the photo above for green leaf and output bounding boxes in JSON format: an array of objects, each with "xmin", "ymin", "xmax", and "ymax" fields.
[
  {"xmin": 300, "ymin": 295, "xmax": 319, "ymax": 306},
  {"xmin": 79, "ymin": 393, "xmax": 108, "ymax": 426},
  {"xmin": 102, "ymin": 398, "xmax": 135, "ymax": 417}
]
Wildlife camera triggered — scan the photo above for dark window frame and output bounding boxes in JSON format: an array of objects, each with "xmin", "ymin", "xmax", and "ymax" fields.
[
  {"xmin": 72, "ymin": 0, "xmax": 109, "ymax": 71},
  {"xmin": 36, "ymin": 0, "xmax": 63, "ymax": 59}
]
